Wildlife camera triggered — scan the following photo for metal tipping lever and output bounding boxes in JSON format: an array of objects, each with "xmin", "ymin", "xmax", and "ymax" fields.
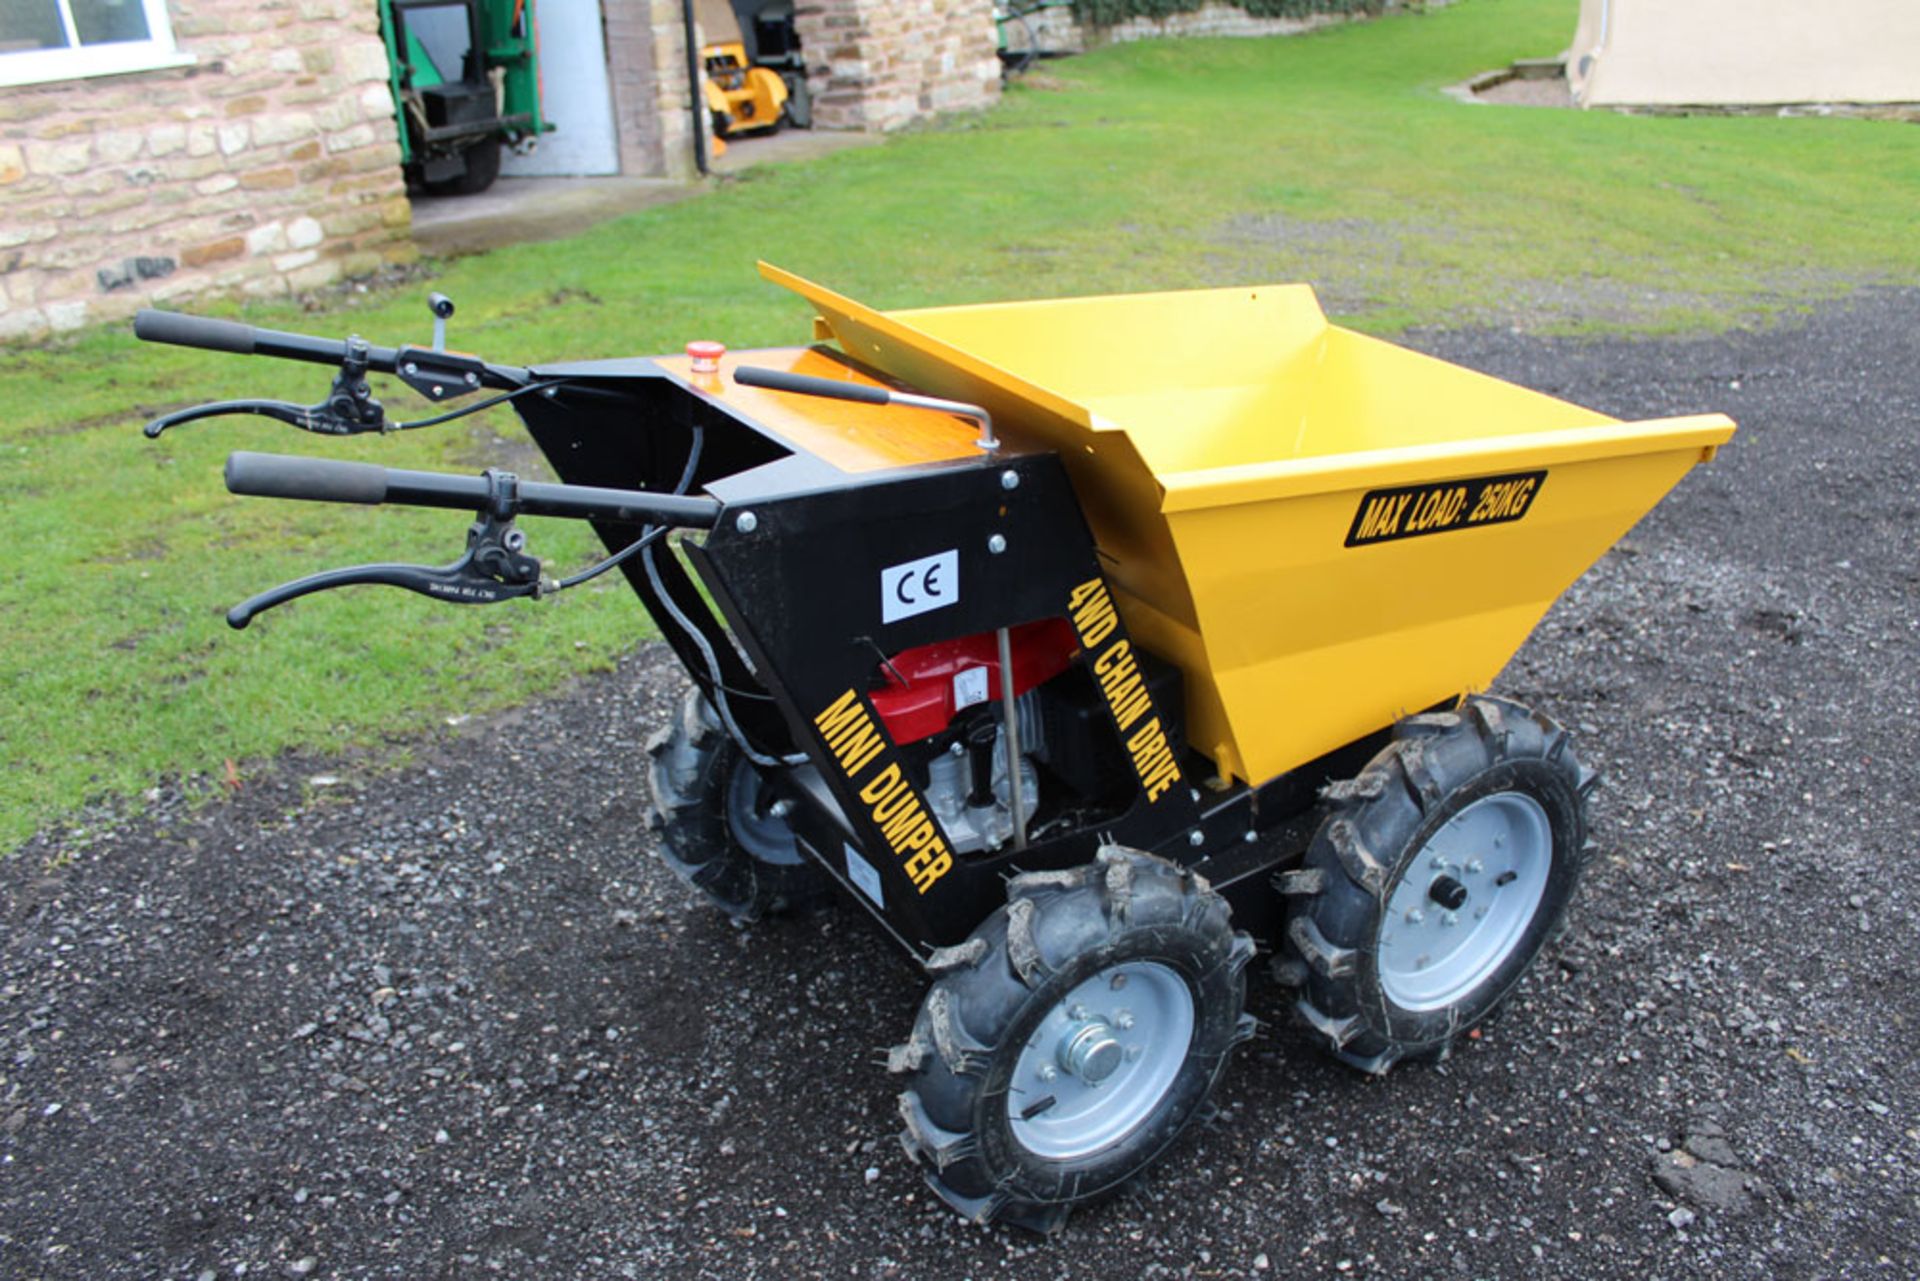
[
  {"xmin": 428, "ymin": 292, "xmax": 454, "ymax": 351},
  {"xmin": 732, "ymin": 365, "xmax": 998, "ymax": 452},
  {"xmin": 996, "ymin": 626, "xmax": 1029, "ymax": 852}
]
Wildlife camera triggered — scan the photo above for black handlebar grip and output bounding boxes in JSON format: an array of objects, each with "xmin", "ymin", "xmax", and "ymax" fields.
[
  {"xmin": 225, "ymin": 451, "xmax": 389, "ymax": 505},
  {"xmin": 134, "ymin": 309, "xmax": 257, "ymax": 356},
  {"xmin": 733, "ymin": 365, "xmax": 891, "ymax": 406}
]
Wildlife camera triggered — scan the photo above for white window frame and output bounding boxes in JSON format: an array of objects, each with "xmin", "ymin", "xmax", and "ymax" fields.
[{"xmin": 0, "ymin": 0, "xmax": 195, "ymax": 88}]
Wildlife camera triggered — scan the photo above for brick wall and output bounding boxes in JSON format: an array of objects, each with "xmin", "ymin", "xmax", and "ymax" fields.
[
  {"xmin": 604, "ymin": 0, "xmax": 707, "ymax": 179},
  {"xmin": 0, "ymin": 0, "xmax": 413, "ymax": 342},
  {"xmin": 793, "ymin": 0, "xmax": 1000, "ymax": 132}
]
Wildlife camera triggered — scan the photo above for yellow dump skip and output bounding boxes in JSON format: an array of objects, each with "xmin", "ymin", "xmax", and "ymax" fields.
[{"xmin": 762, "ymin": 263, "xmax": 1736, "ymax": 787}]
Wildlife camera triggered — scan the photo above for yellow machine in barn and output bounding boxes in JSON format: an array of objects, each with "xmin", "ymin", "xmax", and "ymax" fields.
[{"xmin": 698, "ymin": 0, "xmax": 790, "ymax": 139}]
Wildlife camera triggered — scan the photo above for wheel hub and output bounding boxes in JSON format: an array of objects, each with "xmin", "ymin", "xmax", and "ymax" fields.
[
  {"xmin": 724, "ymin": 759, "xmax": 807, "ymax": 867},
  {"xmin": 1428, "ymin": 874, "xmax": 1469, "ymax": 910},
  {"xmin": 1059, "ymin": 1019, "xmax": 1124, "ymax": 1084},
  {"xmin": 1009, "ymin": 962, "xmax": 1195, "ymax": 1160},
  {"xmin": 1376, "ymin": 792, "xmax": 1553, "ymax": 1012}
]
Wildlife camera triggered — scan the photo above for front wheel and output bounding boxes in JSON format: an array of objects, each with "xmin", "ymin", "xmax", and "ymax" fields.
[
  {"xmin": 1279, "ymin": 696, "xmax": 1598, "ymax": 1073},
  {"xmin": 646, "ymin": 689, "xmax": 833, "ymax": 922},
  {"xmin": 892, "ymin": 847, "xmax": 1254, "ymax": 1232}
]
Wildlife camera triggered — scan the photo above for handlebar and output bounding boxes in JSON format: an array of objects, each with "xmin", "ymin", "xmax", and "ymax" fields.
[
  {"xmin": 224, "ymin": 451, "xmax": 725, "ymax": 528},
  {"xmin": 133, "ymin": 307, "xmax": 530, "ymax": 394},
  {"xmin": 131, "ymin": 310, "xmax": 260, "ymax": 356},
  {"xmin": 135, "ymin": 308, "xmax": 403, "ymax": 371},
  {"xmin": 219, "ymin": 452, "xmax": 719, "ymax": 628}
]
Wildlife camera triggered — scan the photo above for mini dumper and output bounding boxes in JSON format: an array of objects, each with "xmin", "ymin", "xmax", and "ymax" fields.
[{"xmin": 132, "ymin": 267, "xmax": 1735, "ymax": 1230}]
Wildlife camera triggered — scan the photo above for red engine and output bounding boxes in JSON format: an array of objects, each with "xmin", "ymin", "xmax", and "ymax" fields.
[{"xmin": 868, "ymin": 617, "xmax": 1079, "ymax": 745}]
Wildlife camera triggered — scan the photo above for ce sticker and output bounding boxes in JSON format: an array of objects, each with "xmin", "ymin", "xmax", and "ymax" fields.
[{"xmin": 880, "ymin": 549, "xmax": 959, "ymax": 623}]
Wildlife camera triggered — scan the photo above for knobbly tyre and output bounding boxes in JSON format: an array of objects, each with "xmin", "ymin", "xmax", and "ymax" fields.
[{"xmin": 131, "ymin": 267, "xmax": 1736, "ymax": 1232}]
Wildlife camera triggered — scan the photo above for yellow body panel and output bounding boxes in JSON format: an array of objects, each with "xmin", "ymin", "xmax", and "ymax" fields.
[{"xmin": 760, "ymin": 264, "xmax": 1735, "ymax": 786}]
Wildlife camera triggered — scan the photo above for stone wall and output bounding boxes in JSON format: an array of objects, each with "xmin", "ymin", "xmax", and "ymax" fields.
[
  {"xmin": 793, "ymin": 0, "xmax": 1000, "ymax": 132},
  {"xmin": 0, "ymin": 0, "xmax": 413, "ymax": 342},
  {"xmin": 1018, "ymin": 2, "xmax": 1400, "ymax": 56},
  {"xmin": 604, "ymin": 0, "xmax": 707, "ymax": 179}
]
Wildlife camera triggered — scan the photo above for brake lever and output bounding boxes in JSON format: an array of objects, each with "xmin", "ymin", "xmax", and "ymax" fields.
[
  {"xmin": 144, "ymin": 335, "xmax": 386, "ymax": 438},
  {"xmin": 226, "ymin": 478, "xmax": 549, "ymax": 629},
  {"xmin": 144, "ymin": 397, "xmax": 381, "ymax": 439}
]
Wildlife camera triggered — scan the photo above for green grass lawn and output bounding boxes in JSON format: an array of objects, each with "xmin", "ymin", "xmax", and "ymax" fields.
[{"xmin": 2, "ymin": 0, "xmax": 1915, "ymax": 849}]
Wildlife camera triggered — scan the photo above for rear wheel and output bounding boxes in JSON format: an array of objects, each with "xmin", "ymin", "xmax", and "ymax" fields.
[
  {"xmin": 646, "ymin": 688, "xmax": 832, "ymax": 922},
  {"xmin": 892, "ymin": 847, "xmax": 1255, "ymax": 1232},
  {"xmin": 780, "ymin": 72, "xmax": 812, "ymax": 128},
  {"xmin": 1278, "ymin": 697, "xmax": 1597, "ymax": 1073}
]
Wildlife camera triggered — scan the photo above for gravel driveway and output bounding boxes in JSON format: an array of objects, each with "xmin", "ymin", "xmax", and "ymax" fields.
[{"xmin": 4, "ymin": 291, "xmax": 1916, "ymax": 1279}]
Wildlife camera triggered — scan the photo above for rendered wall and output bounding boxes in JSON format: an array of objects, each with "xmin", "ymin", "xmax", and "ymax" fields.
[{"xmin": 1569, "ymin": 0, "xmax": 1920, "ymax": 107}]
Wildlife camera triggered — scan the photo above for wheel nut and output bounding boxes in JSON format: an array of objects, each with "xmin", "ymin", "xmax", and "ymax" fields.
[
  {"xmin": 1466, "ymin": 858, "xmax": 1485, "ymax": 874},
  {"xmin": 1406, "ymin": 908, "xmax": 1425, "ymax": 924},
  {"xmin": 1441, "ymin": 911, "xmax": 1458, "ymax": 928},
  {"xmin": 1069, "ymin": 1005, "xmax": 1090, "ymax": 1021},
  {"xmin": 1037, "ymin": 1063, "xmax": 1057, "ymax": 1082},
  {"xmin": 1125, "ymin": 1045, "xmax": 1143, "ymax": 1062},
  {"xmin": 1114, "ymin": 1010, "xmax": 1135, "ymax": 1030}
]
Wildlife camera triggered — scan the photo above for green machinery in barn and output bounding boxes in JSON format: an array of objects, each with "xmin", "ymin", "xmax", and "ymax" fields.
[{"xmin": 380, "ymin": 0, "xmax": 549, "ymax": 195}]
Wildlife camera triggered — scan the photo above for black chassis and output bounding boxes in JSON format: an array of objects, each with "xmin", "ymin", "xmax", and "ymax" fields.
[{"xmin": 513, "ymin": 352, "xmax": 1392, "ymax": 965}]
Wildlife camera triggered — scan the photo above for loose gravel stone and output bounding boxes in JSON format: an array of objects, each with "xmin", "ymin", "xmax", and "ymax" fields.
[{"xmin": 3, "ymin": 292, "xmax": 1918, "ymax": 1279}]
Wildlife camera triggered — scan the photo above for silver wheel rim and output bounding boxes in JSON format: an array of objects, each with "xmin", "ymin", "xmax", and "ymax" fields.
[
  {"xmin": 724, "ymin": 762, "xmax": 806, "ymax": 868},
  {"xmin": 1008, "ymin": 961, "xmax": 1195, "ymax": 1161},
  {"xmin": 1377, "ymin": 792, "xmax": 1552, "ymax": 1013}
]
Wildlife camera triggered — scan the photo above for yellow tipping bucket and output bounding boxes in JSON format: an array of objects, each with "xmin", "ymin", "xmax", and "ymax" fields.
[{"xmin": 763, "ymin": 264, "xmax": 1735, "ymax": 787}]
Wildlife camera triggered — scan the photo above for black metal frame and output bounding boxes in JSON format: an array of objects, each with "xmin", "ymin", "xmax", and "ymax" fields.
[
  {"xmin": 508, "ymin": 353, "xmax": 1398, "ymax": 960},
  {"xmin": 133, "ymin": 302, "xmax": 1402, "ymax": 967}
]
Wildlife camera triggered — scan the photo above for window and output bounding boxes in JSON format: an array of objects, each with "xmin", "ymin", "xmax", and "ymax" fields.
[{"xmin": 0, "ymin": 0, "xmax": 193, "ymax": 87}]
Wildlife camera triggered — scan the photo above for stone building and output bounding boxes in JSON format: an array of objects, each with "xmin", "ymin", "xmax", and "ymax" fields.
[{"xmin": 0, "ymin": 0, "xmax": 1001, "ymax": 342}]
